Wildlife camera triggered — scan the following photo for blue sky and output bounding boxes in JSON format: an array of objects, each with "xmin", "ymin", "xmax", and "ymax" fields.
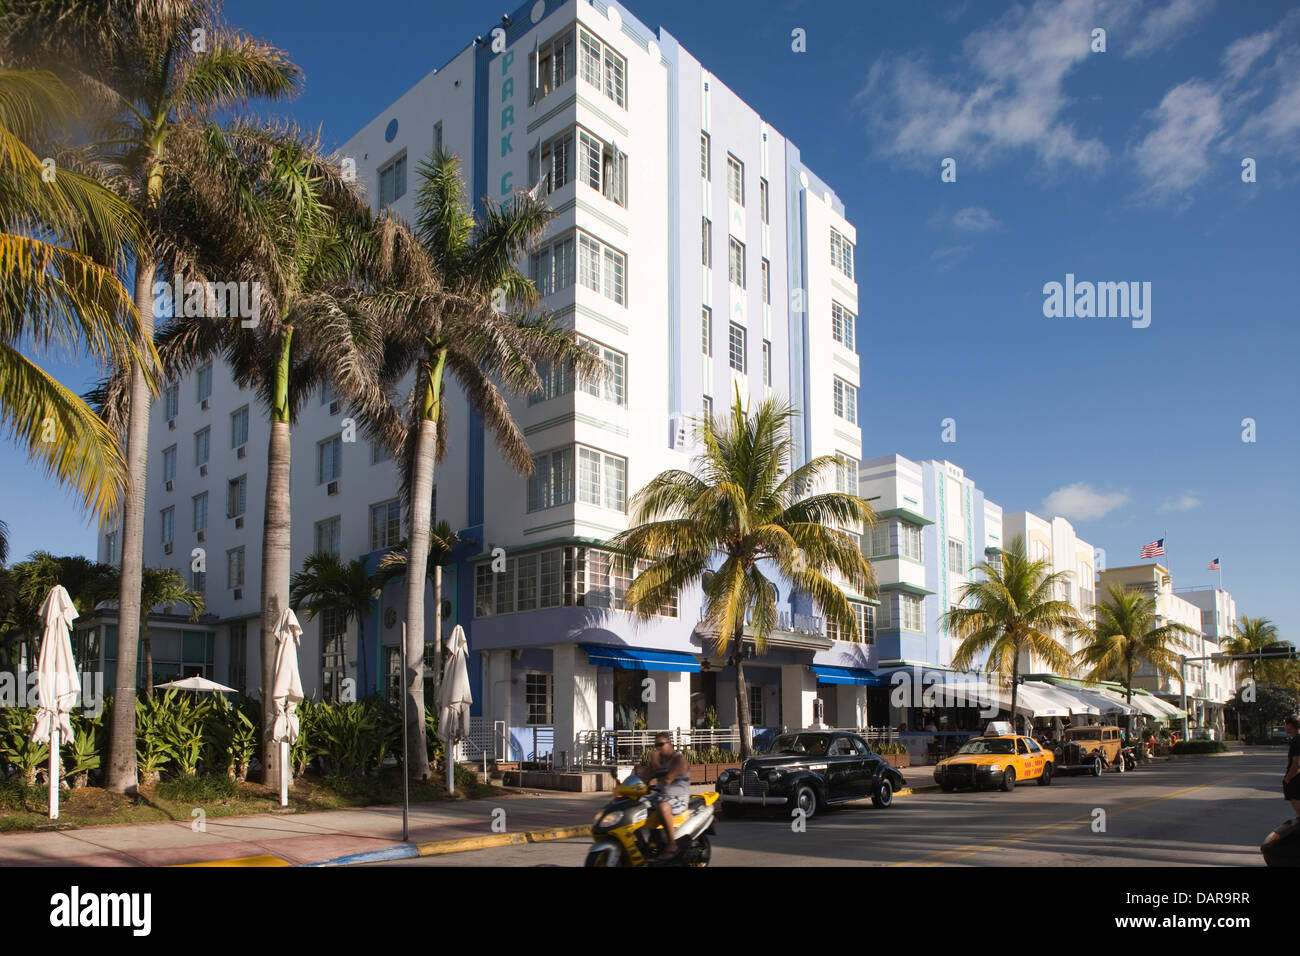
[{"xmin": 4, "ymin": 0, "xmax": 1297, "ymax": 639}]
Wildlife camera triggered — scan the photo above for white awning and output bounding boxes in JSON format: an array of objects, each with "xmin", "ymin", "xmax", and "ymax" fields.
[
  {"xmin": 1013, "ymin": 682, "xmax": 1073, "ymax": 718},
  {"xmin": 1022, "ymin": 681, "xmax": 1098, "ymax": 717},
  {"xmin": 1108, "ymin": 692, "xmax": 1167, "ymax": 719},
  {"xmin": 1144, "ymin": 695, "xmax": 1187, "ymax": 719}
]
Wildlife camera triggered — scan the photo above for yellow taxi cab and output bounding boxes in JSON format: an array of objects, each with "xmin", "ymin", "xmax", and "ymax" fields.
[{"xmin": 933, "ymin": 722, "xmax": 1054, "ymax": 792}]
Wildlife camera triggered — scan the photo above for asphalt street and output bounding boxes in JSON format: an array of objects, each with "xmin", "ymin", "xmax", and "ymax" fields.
[{"xmin": 370, "ymin": 751, "xmax": 1290, "ymax": 867}]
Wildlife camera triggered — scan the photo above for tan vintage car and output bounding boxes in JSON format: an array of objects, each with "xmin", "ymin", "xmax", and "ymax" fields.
[{"xmin": 1053, "ymin": 726, "xmax": 1126, "ymax": 776}]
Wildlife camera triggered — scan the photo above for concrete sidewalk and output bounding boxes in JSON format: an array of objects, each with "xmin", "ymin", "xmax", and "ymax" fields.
[{"xmin": 0, "ymin": 789, "xmax": 611, "ymax": 867}]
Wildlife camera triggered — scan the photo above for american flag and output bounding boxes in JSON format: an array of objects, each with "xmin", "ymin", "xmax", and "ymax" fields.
[
  {"xmin": 1208, "ymin": 557, "xmax": 1220, "ymax": 570},
  {"xmin": 1140, "ymin": 538, "xmax": 1165, "ymax": 558}
]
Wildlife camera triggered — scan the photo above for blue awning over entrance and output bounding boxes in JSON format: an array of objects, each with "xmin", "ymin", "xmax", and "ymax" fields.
[
  {"xmin": 810, "ymin": 665, "xmax": 881, "ymax": 686},
  {"xmin": 583, "ymin": 645, "xmax": 701, "ymax": 673}
]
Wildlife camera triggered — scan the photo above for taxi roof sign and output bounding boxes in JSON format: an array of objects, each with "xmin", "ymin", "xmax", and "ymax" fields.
[{"xmin": 984, "ymin": 721, "xmax": 1014, "ymax": 737}]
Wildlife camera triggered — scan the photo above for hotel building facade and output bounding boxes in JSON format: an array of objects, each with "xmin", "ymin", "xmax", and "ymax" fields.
[{"xmin": 94, "ymin": 0, "xmax": 869, "ymax": 761}]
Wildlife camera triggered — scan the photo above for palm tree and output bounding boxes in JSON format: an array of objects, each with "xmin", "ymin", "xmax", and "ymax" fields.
[
  {"xmin": 0, "ymin": 551, "xmax": 117, "ymax": 671},
  {"xmin": 290, "ymin": 552, "xmax": 376, "ymax": 700},
  {"xmin": 612, "ymin": 396, "xmax": 876, "ymax": 758},
  {"xmin": 944, "ymin": 536, "xmax": 1079, "ymax": 725},
  {"xmin": 1225, "ymin": 616, "xmax": 1284, "ymax": 684},
  {"xmin": 136, "ymin": 567, "xmax": 204, "ymax": 698},
  {"xmin": 356, "ymin": 149, "xmax": 598, "ymax": 778},
  {"xmin": 1073, "ymin": 583, "xmax": 1196, "ymax": 705},
  {"xmin": 3, "ymin": 0, "xmax": 302, "ymax": 794},
  {"xmin": 372, "ymin": 521, "xmax": 460, "ymax": 695},
  {"xmin": 0, "ymin": 67, "xmax": 151, "ymax": 515}
]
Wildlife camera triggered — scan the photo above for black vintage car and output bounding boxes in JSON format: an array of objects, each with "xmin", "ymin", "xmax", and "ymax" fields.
[{"xmin": 716, "ymin": 731, "xmax": 907, "ymax": 818}]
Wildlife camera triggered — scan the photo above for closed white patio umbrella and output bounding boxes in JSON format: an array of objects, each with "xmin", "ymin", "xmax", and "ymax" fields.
[
  {"xmin": 437, "ymin": 625, "xmax": 472, "ymax": 794},
  {"xmin": 31, "ymin": 586, "xmax": 79, "ymax": 819},
  {"xmin": 271, "ymin": 609, "xmax": 304, "ymax": 807}
]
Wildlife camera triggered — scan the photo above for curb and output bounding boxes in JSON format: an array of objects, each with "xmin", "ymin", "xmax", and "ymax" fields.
[
  {"xmin": 896, "ymin": 784, "xmax": 940, "ymax": 795},
  {"xmin": 302, "ymin": 844, "xmax": 419, "ymax": 867},
  {"xmin": 415, "ymin": 823, "xmax": 591, "ymax": 857}
]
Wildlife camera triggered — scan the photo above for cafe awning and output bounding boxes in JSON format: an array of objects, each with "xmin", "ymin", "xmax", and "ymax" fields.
[
  {"xmin": 810, "ymin": 665, "xmax": 882, "ymax": 686},
  {"xmin": 583, "ymin": 645, "xmax": 700, "ymax": 673}
]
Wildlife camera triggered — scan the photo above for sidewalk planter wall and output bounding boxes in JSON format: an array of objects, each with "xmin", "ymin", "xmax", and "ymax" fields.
[{"xmin": 881, "ymin": 753, "xmax": 910, "ymax": 769}]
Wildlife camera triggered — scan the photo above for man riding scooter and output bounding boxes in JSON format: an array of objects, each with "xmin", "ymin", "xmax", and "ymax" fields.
[{"xmin": 634, "ymin": 732, "xmax": 692, "ymax": 861}]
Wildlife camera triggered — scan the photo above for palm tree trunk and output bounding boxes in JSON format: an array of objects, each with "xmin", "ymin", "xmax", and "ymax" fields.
[
  {"xmin": 403, "ymin": 413, "xmax": 438, "ymax": 780},
  {"xmin": 261, "ymin": 417, "xmax": 292, "ymax": 789},
  {"xmin": 733, "ymin": 625, "xmax": 753, "ymax": 758},
  {"xmin": 142, "ymin": 621, "xmax": 152, "ymax": 701},
  {"xmin": 105, "ymin": 256, "xmax": 155, "ymax": 794}
]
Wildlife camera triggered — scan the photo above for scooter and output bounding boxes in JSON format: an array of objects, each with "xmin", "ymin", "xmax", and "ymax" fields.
[
  {"xmin": 585, "ymin": 775, "xmax": 719, "ymax": 867},
  {"xmin": 1118, "ymin": 745, "xmax": 1139, "ymax": 771},
  {"xmin": 1260, "ymin": 817, "xmax": 1300, "ymax": 866}
]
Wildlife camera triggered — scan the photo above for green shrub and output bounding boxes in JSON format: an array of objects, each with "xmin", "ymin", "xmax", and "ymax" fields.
[
  {"xmin": 1170, "ymin": 740, "xmax": 1228, "ymax": 755},
  {"xmin": 157, "ymin": 773, "xmax": 238, "ymax": 802},
  {"xmin": 65, "ymin": 712, "xmax": 102, "ymax": 786},
  {"xmin": 0, "ymin": 708, "xmax": 49, "ymax": 785}
]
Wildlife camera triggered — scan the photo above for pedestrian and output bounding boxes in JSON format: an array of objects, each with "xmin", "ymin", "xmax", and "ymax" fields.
[{"xmin": 1283, "ymin": 715, "xmax": 1300, "ymax": 819}]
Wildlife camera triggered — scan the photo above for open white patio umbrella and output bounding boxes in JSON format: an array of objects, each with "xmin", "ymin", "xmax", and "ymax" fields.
[
  {"xmin": 30, "ymin": 586, "xmax": 79, "ymax": 819},
  {"xmin": 437, "ymin": 625, "xmax": 472, "ymax": 794},
  {"xmin": 271, "ymin": 608, "xmax": 304, "ymax": 807},
  {"xmin": 154, "ymin": 676, "xmax": 237, "ymax": 693}
]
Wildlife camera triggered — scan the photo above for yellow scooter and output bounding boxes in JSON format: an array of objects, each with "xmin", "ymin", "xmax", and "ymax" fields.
[{"xmin": 585, "ymin": 775, "xmax": 720, "ymax": 867}]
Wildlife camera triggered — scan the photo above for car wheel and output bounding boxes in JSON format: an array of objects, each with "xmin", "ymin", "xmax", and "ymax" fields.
[
  {"xmin": 1037, "ymin": 763, "xmax": 1053, "ymax": 786},
  {"xmin": 794, "ymin": 783, "xmax": 818, "ymax": 819},
  {"xmin": 872, "ymin": 778, "xmax": 894, "ymax": 809},
  {"xmin": 1115, "ymin": 753, "xmax": 1126, "ymax": 773},
  {"xmin": 688, "ymin": 835, "xmax": 711, "ymax": 867},
  {"xmin": 1092, "ymin": 756, "xmax": 1104, "ymax": 777},
  {"xmin": 940, "ymin": 782, "xmax": 955, "ymax": 793},
  {"xmin": 1001, "ymin": 767, "xmax": 1016, "ymax": 792}
]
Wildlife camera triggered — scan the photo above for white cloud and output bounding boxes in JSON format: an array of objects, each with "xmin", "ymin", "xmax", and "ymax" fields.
[
  {"xmin": 953, "ymin": 206, "xmax": 1001, "ymax": 231},
  {"xmin": 1042, "ymin": 482, "xmax": 1130, "ymax": 521},
  {"xmin": 1223, "ymin": 29, "xmax": 1279, "ymax": 80},
  {"xmin": 1158, "ymin": 491, "xmax": 1202, "ymax": 512},
  {"xmin": 1125, "ymin": 0, "xmax": 1216, "ymax": 58},
  {"xmin": 1132, "ymin": 79, "xmax": 1225, "ymax": 202},
  {"xmin": 860, "ymin": 0, "xmax": 1129, "ymax": 170},
  {"xmin": 931, "ymin": 244, "xmax": 974, "ymax": 271}
]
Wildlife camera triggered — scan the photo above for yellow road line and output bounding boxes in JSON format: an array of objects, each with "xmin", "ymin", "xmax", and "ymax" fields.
[
  {"xmin": 892, "ymin": 781, "xmax": 1218, "ymax": 867},
  {"xmin": 172, "ymin": 854, "xmax": 291, "ymax": 867}
]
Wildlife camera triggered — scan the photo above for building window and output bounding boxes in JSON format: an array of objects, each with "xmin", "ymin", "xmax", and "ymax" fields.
[
  {"xmin": 833, "ymin": 377, "xmax": 857, "ymax": 424},
  {"xmin": 534, "ymin": 28, "xmax": 574, "ymax": 102},
  {"xmin": 528, "ymin": 447, "xmax": 574, "ymax": 512},
  {"xmin": 574, "ymin": 128, "xmax": 626, "ymax": 206},
  {"xmin": 530, "ymin": 235, "xmax": 575, "ymax": 297},
  {"xmin": 726, "ymin": 154, "xmax": 744, "ymax": 205},
  {"xmin": 900, "ymin": 594, "xmax": 924, "ymax": 631},
  {"xmin": 192, "ymin": 492, "xmax": 207, "ymax": 533},
  {"xmin": 578, "ymin": 27, "xmax": 626, "ymax": 108},
  {"xmin": 761, "ymin": 258, "xmax": 770, "ymax": 304},
  {"xmin": 162, "ymin": 444, "xmax": 176, "ymax": 484},
  {"xmin": 576, "ymin": 231, "xmax": 626, "ymax": 305},
  {"xmin": 538, "ymin": 130, "xmax": 572, "ymax": 191},
  {"xmin": 877, "ymin": 597, "xmax": 892, "ymax": 630},
  {"xmin": 948, "ymin": 539, "xmax": 965, "ymax": 576},
  {"xmin": 160, "ymin": 506, "xmax": 174, "ymax": 546},
  {"xmin": 759, "ymin": 177, "xmax": 769, "ymax": 224},
  {"xmin": 701, "ymin": 306, "xmax": 712, "ymax": 355},
  {"xmin": 900, "ymin": 523, "xmax": 922, "ymax": 562},
  {"xmin": 378, "ymin": 152, "xmax": 407, "ymax": 207},
  {"xmin": 702, "ymin": 395, "xmax": 713, "ymax": 421},
  {"xmin": 832, "ymin": 301, "xmax": 855, "ymax": 350},
  {"xmin": 728, "ymin": 322, "xmax": 747, "ymax": 372},
  {"xmin": 528, "ymin": 359, "xmax": 575, "ymax": 405},
  {"xmin": 433, "ymin": 121, "xmax": 443, "ymax": 152},
  {"xmin": 578, "ymin": 338, "xmax": 627, "ymax": 406},
  {"xmin": 231, "ymin": 405, "xmax": 249, "ymax": 449},
  {"xmin": 577, "ymin": 446, "xmax": 627, "ymax": 511},
  {"xmin": 870, "ymin": 520, "xmax": 890, "ymax": 558},
  {"xmin": 315, "ymin": 516, "xmax": 340, "ymax": 556},
  {"xmin": 163, "ymin": 384, "xmax": 178, "ymax": 420},
  {"xmin": 830, "ymin": 227, "xmax": 854, "ymax": 279},
  {"xmin": 320, "ymin": 608, "xmax": 346, "ymax": 703},
  {"xmin": 749, "ymin": 685, "xmax": 765, "ymax": 725},
  {"xmin": 728, "ymin": 237, "xmax": 746, "ymax": 288},
  {"xmin": 191, "ymin": 569, "xmax": 205, "ymax": 594},
  {"xmin": 700, "ymin": 131, "xmax": 710, "ymax": 179},
  {"xmin": 196, "ymin": 363, "xmax": 212, "ymax": 402},
  {"xmin": 104, "ymin": 531, "xmax": 118, "ymax": 564},
  {"xmin": 194, "ymin": 427, "xmax": 210, "ymax": 466},
  {"xmin": 370, "ymin": 499, "xmax": 401, "ymax": 551},
  {"xmin": 227, "ymin": 547, "xmax": 245, "ymax": 589},
  {"xmin": 226, "ymin": 475, "xmax": 246, "ymax": 518},
  {"xmin": 526, "ymin": 673, "xmax": 553, "ymax": 725},
  {"xmin": 835, "ymin": 453, "xmax": 857, "ymax": 495},
  {"xmin": 701, "ymin": 218, "xmax": 712, "ymax": 267},
  {"xmin": 317, "ymin": 434, "xmax": 342, "ymax": 484},
  {"xmin": 371, "ymin": 441, "xmax": 390, "ymax": 464},
  {"xmin": 762, "ymin": 340, "xmax": 772, "ymax": 386}
]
